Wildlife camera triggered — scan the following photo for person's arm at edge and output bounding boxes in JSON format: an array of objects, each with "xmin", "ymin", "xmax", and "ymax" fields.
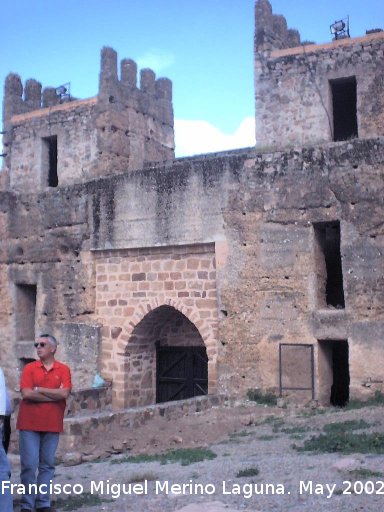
[{"xmin": 0, "ymin": 368, "xmax": 7, "ymax": 418}]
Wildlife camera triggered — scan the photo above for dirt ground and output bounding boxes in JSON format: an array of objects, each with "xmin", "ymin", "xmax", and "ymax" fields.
[
  {"xmin": 9, "ymin": 399, "xmax": 384, "ymax": 511},
  {"xmin": 98, "ymin": 400, "xmax": 287, "ymax": 457}
]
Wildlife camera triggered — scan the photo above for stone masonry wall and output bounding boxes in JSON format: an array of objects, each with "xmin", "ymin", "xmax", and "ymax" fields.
[
  {"xmin": 84, "ymin": 140, "xmax": 382, "ymax": 404},
  {"xmin": 2, "ymin": 47, "xmax": 175, "ymax": 192},
  {"xmin": 217, "ymin": 140, "xmax": 384, "ymax": 402},
  {"xmin": 0, "ymin": 184, "xmax": 97, "ymax": 390},
  {"xmin": 159, "ymin": 315, "xmax": 205, "ymax": 347},
  {"xmin": 97, "ymin": 47, "xmax": 174, "ymax": 176},
  {"xmin": 255, "ymin": 30, "xmax": 384, "ymax": 149},
  {"xmin": 8, "ymin": 99, "xmax": 98, "ymax": 191},
  {"xmin": 2, "ymin": 2, "xmax": 384, "ymax": 411},
  {"xmin": 255, "ymin": 0, "xmax": 301, "ymax": 52},
  {"xmin": 93, "ymin": 244, "xmax": 218, "ymax": 407},
  {"xmin": 1, "ymin": 137, "xmax": 384, "ymax": 405},
  {"xmin": 61, "ymin": 394, "xmax": 225, "ymax": 457}
]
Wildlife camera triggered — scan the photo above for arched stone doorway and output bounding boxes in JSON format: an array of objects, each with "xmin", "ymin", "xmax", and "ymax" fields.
[{"xmin": 124, "ymin": 305, "xmax": 208, "ymax": 407}]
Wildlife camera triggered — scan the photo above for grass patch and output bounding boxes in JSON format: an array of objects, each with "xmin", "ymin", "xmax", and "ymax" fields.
[
  {"xmin": 229, "ymin": 430, "xmax": 251, "ymax": 439},
  {"xmin": 323, "ymin": 419, "xmax": 371, "ymax": 434},
  {"xmin": 128, "ymin": 472, "xmax": 158, "ymax": 483},
  {"xmin": 260, "ymin": 416, "xmax": 285, "ymax": 433},
  {"xmin": 270, "ymin": 423, "xmax": 312, "ymax": 438},
  {"xmin": 294, "ymin": 432, "xmax": 384, "ymax": 454},
  {"xmin": 247, "ymin": 389, "xmax": 277, "ymax": 406},
  {"xmin": 298, "ymin": 408, "xmax": 327, "ymax": 418},
  {"xmin": 111, "ymin": 453, "xmax": 157, "ymax": 464},
  {"xmin": 83, "ymin": 456, "xmax": 110, "ymax": 464},
  {"xmin": 236, "ymin": 467, "xmax": 260, "ymax": 478},
  {"xmin": 348, "ymin": 468, "xmax": 384, "ymax": 479},
  {"xmin": 272, "ymin": 419, "xmax": 286, "ymax": 433},
  {"xmin": 111, "ymin": 448, "xmax": 217, "ymax": 466},
  {"xmin": 262, "ymin": 415, "xmax": 280, "ymax": 424},
  {"xmin": 341, "ymin": 391, "xmax": 384, "ymax": 411},
  {"xmin": 280, "ymin": 426, "xmax": 311, "ymax": 435},
  {"xmin": 257, "ymin": 435, "xmax": 278, "ymax": 441},
  {"xmin": 55, "ymin": 492, "xmax": 112, "ymax": 510}
]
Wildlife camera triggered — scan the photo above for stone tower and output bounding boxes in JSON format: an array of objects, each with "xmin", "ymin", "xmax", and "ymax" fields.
[
  {"xmin": 254, "ymin": 0, "xmax": 384, "ymax": 148},
  {"xmin": 2, "ymin": 47, "xmax": 174, "ymax": 191}
]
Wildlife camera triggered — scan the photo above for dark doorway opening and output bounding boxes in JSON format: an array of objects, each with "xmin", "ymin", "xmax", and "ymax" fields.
[
  {"xmin": 330, "ymin": 340, "xmax": 350, "ymax": 406},
  {"xmin": 43, "ymin": 136, "xmax": 58, "ymax": 187},
  {"xmin": 314, "ymin": 221, "xmax": 345, "ymax": 308},
  {"xmin": 330, "ymin": 76, "xmax": 358, "ymax": 141},
  {"xmin": 318, "ymin": 339, "xmax": 350, "ymax": 407}
]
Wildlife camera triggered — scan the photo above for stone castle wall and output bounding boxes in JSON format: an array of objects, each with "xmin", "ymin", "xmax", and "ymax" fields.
[
  {"xmin": 254, "ymin": 2, "xmax": 384, "ymax": 149},
  {"xmin": 96, "ymin": 47, "xmax": 174, "ymax": 176},
  {"xmin": 1, "ymin": 1, "xmax": 384, "ymax": 408},
  {"xmin": 1, "ymin": 139, "xmax": 384, "ymax": 405},
  {"xmin": 2, "ymin": 47, "xmax": 175, "ymax": 192},
  {"xmin": 254, "ymin": 0, "xmax": 301, "ymax": 52},
  {"xmin": 7, "ymin": 98, "xmax": 98, "ymax": 190},
  {"xmin": 94, "ymin": 244, "xmax": 218, "ymax": 407}
]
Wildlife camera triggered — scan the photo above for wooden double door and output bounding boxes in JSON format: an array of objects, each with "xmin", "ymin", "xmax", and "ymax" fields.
[{"xmin": 156, "ymin": 345, "xmax": 208, "ymax": 403}]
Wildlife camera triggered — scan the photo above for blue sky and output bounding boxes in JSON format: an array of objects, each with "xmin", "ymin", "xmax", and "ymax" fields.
[{"xmin": 1, "ymin": 0, "xmax": 383, "ymax": 157}]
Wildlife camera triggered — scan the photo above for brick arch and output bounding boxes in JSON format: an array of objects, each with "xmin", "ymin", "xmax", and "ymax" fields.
[
  {"xmin": 115, "ymin": 301, "xmax": 217, "ymax": 408},
  {"xmin": 94, "ymin": 245, "xmax": 218, "ymax": 408},
  {"xmin": 122, "ymin": 298, "xmax": 216, "ymax": 351}
]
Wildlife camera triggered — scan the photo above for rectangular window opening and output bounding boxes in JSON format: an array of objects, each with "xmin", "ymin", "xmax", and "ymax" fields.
[
  {"xmin": 19, "ymin": 357, "xmax": 36, "ymax": 369},
  {"xmin": 318, "ymin": 340, "xmax": 349, "ymax": 407},
  {"xmin": 42, "ymin": 135, "xmax": 58, "ymax": 187},
  {"xmin": 330, "ymin": 76, "xmax": 358, "ymax": 142},
  {"xmin": 15, "ymin": 284, "xmax": 37, "ymax": 342},
  {"xmin": 313, "ymin": 221, "xmax": 345, "ymax": 308}
]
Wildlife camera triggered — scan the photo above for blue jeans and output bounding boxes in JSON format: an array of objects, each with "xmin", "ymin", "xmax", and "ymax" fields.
[
  {"xmin": 19, "ymin": 430, "xmax": 59, "ymax": 511},
  {"xmin": 0, "ymin": 424, "xmax": 12, "ymax": 512}
]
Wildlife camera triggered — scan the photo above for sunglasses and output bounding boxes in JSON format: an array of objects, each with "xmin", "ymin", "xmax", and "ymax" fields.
[{"xmin": 34, "ymin": 342, "xmax": 47, "ymax": 348}]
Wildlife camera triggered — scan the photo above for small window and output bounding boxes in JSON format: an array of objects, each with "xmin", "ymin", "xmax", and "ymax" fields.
[
  {"xmin": 330, "ymin": 77, "xmax": 358, "ymax": 141},
  {"xmin": 15, "ymin": 284, "xmax": 37, "ymax": 341},
  {"xmin": 42, "ymin": 136, "xmax": 58, "ymax": 187},
  {"xmin": 19, "ymin": 357, "xmax": 36, "ymax": 370},
  {"xmin": 313, "ymin": 221, "xmax": 345, "ymax": 308}
]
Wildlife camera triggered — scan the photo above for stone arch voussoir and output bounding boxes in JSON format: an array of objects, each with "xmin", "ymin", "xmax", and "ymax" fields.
[{"xmin": 124, "ymin": 298, "xmax": 215, "ymax": 353}]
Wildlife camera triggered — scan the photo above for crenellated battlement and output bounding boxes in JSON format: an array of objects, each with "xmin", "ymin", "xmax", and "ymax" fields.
[
  {"xmin": 254, "ymin": 0, "xmax": 384, "ymax": 149},
  {"xmin": 95, "ymin": 46, "xmax": 174, "ymax": 178},
  {"xmin": 3, "ymin": 74, "xmax": 73, "ymax": 126},
  {"xmin": 2, "ymin": 46, "xmax": 175, "ymax": 191},
  {"xmin": 1, "ymin": 0, "xmax": 384, "ymax": 414},
  {"xmin": 255, "ymin": 0, "xmax": 301, "ymax": 52},
  {"xmin": 98, "ymin": 46, "xmax": 173, "ymax": 127},
  {"xmin": 98, "ymin": 47, "xmax": 172, "ymax": 101}
]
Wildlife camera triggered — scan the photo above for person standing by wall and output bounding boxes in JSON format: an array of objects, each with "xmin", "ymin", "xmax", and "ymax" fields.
[
  {"xmin": 17, "ymin": 334, "xmax": 72, "ymax": 512},
  {"xmin": 0, "ymin": 366, "xmax": 13, "ymax": 512}
]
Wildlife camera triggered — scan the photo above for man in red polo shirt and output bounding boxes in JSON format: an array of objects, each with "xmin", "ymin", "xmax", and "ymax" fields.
[{"xmin": 17, "ymin": 334, "xmax": 72, "ymax": 512}]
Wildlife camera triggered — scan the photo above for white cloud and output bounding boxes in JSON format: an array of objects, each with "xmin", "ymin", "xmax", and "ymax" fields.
[
  {"xmin": 137, "ymin": 50, "xmax": 174, "ymax": 73},
  {"xmin": 174, "ymin": 117, "xmax": 255, "ymax": 157}
]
